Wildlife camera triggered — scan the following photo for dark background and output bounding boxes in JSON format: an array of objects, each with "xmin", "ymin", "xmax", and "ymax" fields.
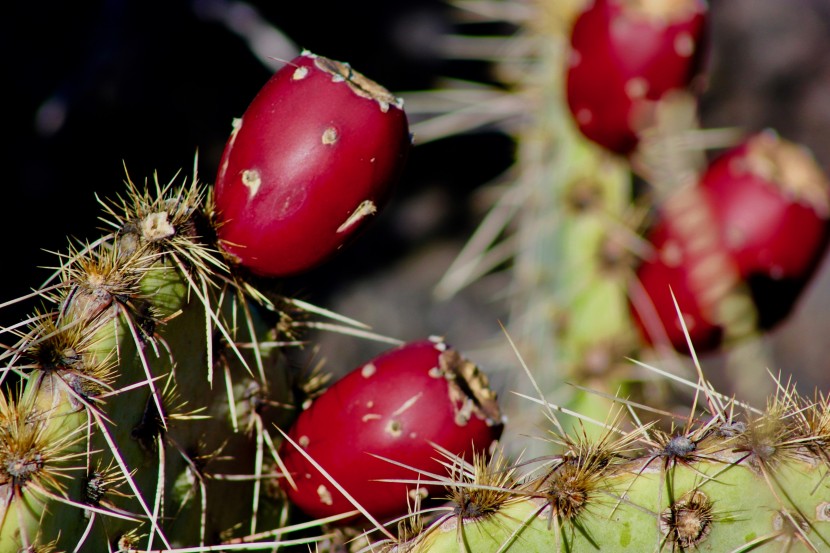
[{"xmin": 4, "ymin": 0, "xmax": 830, "ymax": 397}]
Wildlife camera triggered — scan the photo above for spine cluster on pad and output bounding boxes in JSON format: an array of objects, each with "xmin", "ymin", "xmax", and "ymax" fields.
[
  {"xmin": 372, "ymin": 378, "xmax": 830, "ymax": 552},
  {"xmin": 0, "ymin": 176, "xmax": 299, "ymax": 550}
]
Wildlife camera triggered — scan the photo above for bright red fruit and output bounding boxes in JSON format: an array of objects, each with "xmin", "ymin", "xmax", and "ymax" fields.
[
  {"xmin": 632, "ymin": 132, "xmax": 830, "ymax": 352},
  {"xmin": 631, "ymin": 186, "xmax": 737, "ymax": 352},
  {"xmin": 566, "ymin": 0, "xmax": 708, "ymax": 155},
  {"xmin": 700, "ymin": 132, "xmax": 830, "ymax": 284},
  {"xmin": 278, "ymin": 338, "xmax": 504, "ymax": 522},
  {"xmin": 214, "ymin": 51, "xmax": 411, "ymax": 276}
]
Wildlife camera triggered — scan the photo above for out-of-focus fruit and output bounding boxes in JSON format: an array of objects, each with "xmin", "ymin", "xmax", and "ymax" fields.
[
  {"xmin": 632, "ymin": 132, "xmax": 830, "ymax": 352},
  {"xmin": 631, "ymin": 185, "xmax": 737, "ymax": 352},
  {"xmin": 699, "ymin": 132, "xmax": 830, "ymax": 327},
  {"xmin": 566, "ymin": 0, "xmax": 708, "ymax": 155}
]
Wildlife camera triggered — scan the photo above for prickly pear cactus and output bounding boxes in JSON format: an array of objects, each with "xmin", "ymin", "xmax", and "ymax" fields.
[
  {"xmin": 422, "ymin": 0, "xmax": 830, "ymax": 446},
  {"xmin": 1, "ymin": 42, "xmax": 528, "ymax": 550},
  {"xmin": 369, "ymin": 373, "xmax": 830, "ymax": 552},
  {"xmin": 7, "ymin": 3, "xmax": 830, "ymax": 552},
  {"xmin": 0, "ymin": 175, "xmax": 300, "ymax": 551}
]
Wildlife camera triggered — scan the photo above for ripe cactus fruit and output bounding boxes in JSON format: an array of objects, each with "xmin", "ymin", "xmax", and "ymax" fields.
[
  {"xmin": 632, "ymin": 132, "xmax": 830, "ymax": 352},
  {"xmin": 699, "ymin": 131, "xmax": 830, "ymax": 327},
  {"xmin": 631, "ymin": 185, "xmax": 740, "ymax": 351},
  {"xmin": 0, "ymin": 52, "xmax": 415, "ymax": 552},
  {"xmin": 566, "ymin": 0, "xmax": 708, "ymax": 155},
  {"xmin": 279, "ymin": 338, "xmax": 504, "ymax": 522},
  {"xmin": 214, "ymin": 50, "xmax": 411, "ymax": 277}
]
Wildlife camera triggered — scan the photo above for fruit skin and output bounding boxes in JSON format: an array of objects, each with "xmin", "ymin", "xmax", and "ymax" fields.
[
  {"xmin": 214, "ymin": 51, "xmax": 411, "ymax": 276},
  {"xmin": 699, "ymin": 132, "xmax": 830, "ymax": 328},
  {"xmin": 566, "ymin": 0, "xmax": 708, "ymax": 155},
  {"xmin": 278, "ymin": 338, "xmax": 504, "ymax": 522},
  {"xmin": 632, "ymin": 132, "xmax": 830, "ymax": 352},
  {"xmin": 632, "ymin": 202, "xmax": 730, "ymax": 352}
]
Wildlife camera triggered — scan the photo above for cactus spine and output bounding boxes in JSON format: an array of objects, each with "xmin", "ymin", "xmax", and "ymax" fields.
[
  {"xmin": 375, "ymin": 378, "xmax": 830, "ymax": 552},
  {"xmin": 0, "ymin": 174, "xmax": 303, "ymax": 551},
  {"xmin": 428, "ymin": 0, "xmax": 648, "ymax": 443}
]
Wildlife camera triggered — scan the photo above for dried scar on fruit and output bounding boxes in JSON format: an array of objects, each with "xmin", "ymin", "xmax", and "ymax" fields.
[
  {"xmin": 439, "ymin": 349, "xmax": 502, "ymax": 427},
  {"xmin": 336, "ymin": 200, "xmax": 377, "ymax": 233}
]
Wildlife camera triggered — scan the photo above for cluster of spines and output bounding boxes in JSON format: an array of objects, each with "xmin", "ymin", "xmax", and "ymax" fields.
[
  {"xmin": 362, "ymin": 369, "xmax": 830, "ymax": 552},
  {"xmin": 0, "ymin": 172, "xmax": 337, "ymax": 551}
]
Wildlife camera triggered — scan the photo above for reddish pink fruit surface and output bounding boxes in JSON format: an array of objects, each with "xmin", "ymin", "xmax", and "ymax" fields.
[
  {"xmin": 700, "ymin": 132, "xmax": 830, "ymax": 284},
  {"xmin": 699, "ymin": 132, "xmax": 830, "ymax": 329},
  {"xmin": 631, "ymin": 186, "xmax": 736, "ymax": 353},
  {"xmin": 214, "ymin": 51, "xmax": 411, "ymax": 276},
  {"xmin": 278, "ymin": 338, "xmax": 504, "ymax": 522},
  {"xmin": 632, "ymin": 132, "xmax": 830, "ymax": 352},
  {"xmin": 566, "ymin": 0, "xmax": 708, "ymax": 155}
]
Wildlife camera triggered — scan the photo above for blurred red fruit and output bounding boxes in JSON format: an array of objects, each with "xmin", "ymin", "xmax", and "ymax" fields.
[
  {"xmin": 278, "ymin": 338, "xmax": 504, "ymax": 522},
  {"xmin": 632, "ymin": 132, "xmax": 830, "ymax": 352},
  {"xmin": 214, "ymin": 51, "xmax": 411, "ymax": 276},
  {"xmin": 566, "ymin": 0, "xmax": 708, "ymax": 155},
  {"xmin": 632, "ymin": 186, "xmax": 736, "ymax": 353},
  {"xmin": 702, "ymin": 133, "xmax": 829, "ymax": 281}
]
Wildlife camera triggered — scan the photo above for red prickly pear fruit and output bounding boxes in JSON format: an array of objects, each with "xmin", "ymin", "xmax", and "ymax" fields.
[
  {"xmin": 632, "ymin": 132, "xmax": 830, "ymax": 353},
  {"xmin": 631, "ymin": 186, "xmax": 736, "ymax": 353},
  {"xmin": 699, "ymin": 131, "xmax": 830, "ymax": 327},
  {"xmin": 278, "ymin": 338, "xmax": 504, "ymax": 522},
  {"xmin": 566, "ymin": 0, "xmax": 708, "ymax": 155},
  {"xmin": 214, "ymin": 51, "xmax": 411, "ymax": 276},
  {"xmin": 700, "ymin": 132, "xmax": 830, "ymax": 281}
]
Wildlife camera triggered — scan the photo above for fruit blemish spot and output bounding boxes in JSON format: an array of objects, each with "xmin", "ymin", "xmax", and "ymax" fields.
[{"xmin": 241, "ymin": 169, "xmax": 261, "ymax": 199}]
